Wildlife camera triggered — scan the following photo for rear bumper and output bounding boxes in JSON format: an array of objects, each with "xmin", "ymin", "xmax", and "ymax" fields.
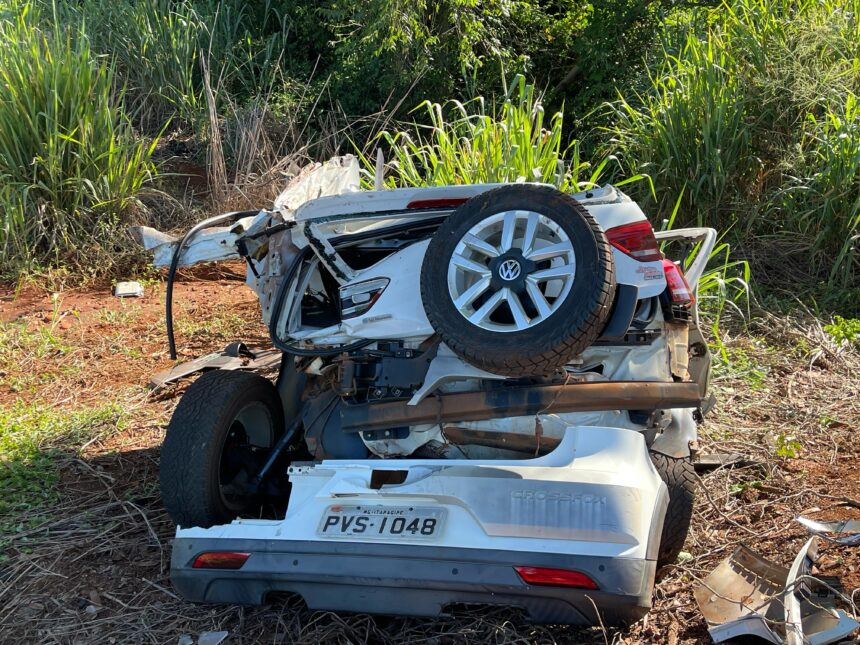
[
  {"xmin": 171, "ymin": 426, "xmax": 667, "ymax": 625},
  {"xmin": 172, "ymin": 538, "xmax": 656, "ymax": 625}
]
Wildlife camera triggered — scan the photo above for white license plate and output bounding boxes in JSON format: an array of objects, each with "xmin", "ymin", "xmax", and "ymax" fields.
[{"xmin": 317, "ymin": 504, "xmax": 446, "ymax": 541}]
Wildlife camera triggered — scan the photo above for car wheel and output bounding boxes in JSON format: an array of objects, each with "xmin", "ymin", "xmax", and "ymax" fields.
[
  {"xmin": 160, "ymin": 370, "xmax": 285, "ymax": 528},
  {"xmin": 421, "ymin": 184, "xmax": 615, "ymax": 376},
  {"xmin": 650, "ymin": 452, "xmax": 696, "ymax": 566}
]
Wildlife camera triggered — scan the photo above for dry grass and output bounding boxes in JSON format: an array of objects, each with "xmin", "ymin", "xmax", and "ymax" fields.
[{"xmin": 0, "ymin": 277, "xmax": 858, "ymax": 644}]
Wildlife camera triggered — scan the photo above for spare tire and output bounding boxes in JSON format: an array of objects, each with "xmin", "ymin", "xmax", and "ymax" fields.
[{"xmin": 421, "ymin": 184, "xmax": 615, "ymax": 376}]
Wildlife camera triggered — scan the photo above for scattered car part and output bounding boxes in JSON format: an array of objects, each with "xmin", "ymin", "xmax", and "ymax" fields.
[
  {"xmin": 198, "ymin": 632, "xmax": 229, "ymax": 645},
  {"xmin": 784, "ymin": 537, "xmax": 859, "ymax": 645},
  {"xmin": 113, "ymin": 281, "xmax": 144, "ymax": 298},
  {"xmin": 149, "ymin": 346, "xmax": 281, "ymax": 389},
  {"xmin": 796, "ymin": 516, "xmax": 860, "ymax": 546},
  {"xmin": 695, "ymin": 541, "xmax": 859, "ymax": 644},
  {"xmin": 692, "ymin": 452, "xmax": 756, "ymax": 471}
]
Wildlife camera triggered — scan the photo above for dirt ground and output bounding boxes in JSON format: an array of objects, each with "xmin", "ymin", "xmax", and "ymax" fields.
[{"xmin": 1, "ymin": 268, "xmax": 858, "ymax": 644}]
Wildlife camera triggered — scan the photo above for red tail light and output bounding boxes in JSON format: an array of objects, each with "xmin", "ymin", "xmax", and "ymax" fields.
[
  {"xmin": 192, "ymin": 552, "xmax": 250, "ymax": 569},
  {"xmin": 662, "ymin": 259, "xmax": 694, "ymax": 305},
  {"xmin": 406, "ymin": 198, "xmax": 468, "ymax": 209},
  {"xmin": 514, "ymin": 566, "xmax": 599, "ymax": 589},
  {"xmin": 605, "ymin": 221, "xmax": 661, "ymax": 262}
]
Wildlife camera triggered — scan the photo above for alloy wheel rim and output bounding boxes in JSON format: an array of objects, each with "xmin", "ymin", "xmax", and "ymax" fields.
[{"xmin": 446, "ymin": 210, "xmax": 576, "ymax": 332}]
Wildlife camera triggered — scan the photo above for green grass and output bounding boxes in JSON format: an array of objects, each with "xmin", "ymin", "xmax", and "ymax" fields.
[
  {"xmin": 0, "ymin": 401, "xmax": 126, "ymax": 542},
  {"xmin": 0, "ymin": 323, "xmax": 70, "ymax": 368},
  {"xmin": 712, "ymin": 344, "xmax": 769, "ymax": 390},
  {"xmin": 175, "ymin": 309, "xmax": 248, "ymax": 342},
  {"xmin": 0, "ymin": 1, "xmax": 158, "ymax": 278},
  {"xmin": 604, "ymin": 0, "xmax": 860, "ymax": 291},
  {"xmin": 368, "ymin": 75, "xmax": 645, "ymax": 192},
  {"xmin": 824, "ymin": 315, "xmax": 860, "ymax": 349}
]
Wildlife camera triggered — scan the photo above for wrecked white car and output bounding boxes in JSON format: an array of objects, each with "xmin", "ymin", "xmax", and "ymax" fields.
[{"xmin": 139, "ymin": 157, "xmax": 717, "ymax": 625}]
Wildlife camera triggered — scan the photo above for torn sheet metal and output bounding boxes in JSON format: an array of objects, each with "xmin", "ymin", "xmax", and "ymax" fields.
[
  {"xmin": 797, "ymin": 516, "xmax": 860, "ymax": 546},
  {"xmin": 695, "ymin": 542, "xmax": 859, "ymax": 644},
  {"xmin": 149, "ymin": 348, "xmax": 281, "ymax": 389},
  {"xmin": 784, "ymin": 536, "xmax": 859, "ymax": 645},
  {"xmin": 273, "ymin": 155, "xmax": 359, "ymax": 212},
  {"xmin": 131, "ymin": 214, "xmax": 260, "ymax": 269},
  {"xmin": 694, "ymin": 545, "xmax": 785, "ymax": 644}
]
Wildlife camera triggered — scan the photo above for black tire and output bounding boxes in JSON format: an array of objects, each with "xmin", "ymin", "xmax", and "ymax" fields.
[
  {"xmin": 421, "ymin": 185, "xmax": 615, "ymax": 376},
  {"xmin": 650, "ymin": 452, "xmax": 696, "ymax": 566},
  {"xmin": 160, "ymin": 370, "xmax": 285, "ymax": 528}
]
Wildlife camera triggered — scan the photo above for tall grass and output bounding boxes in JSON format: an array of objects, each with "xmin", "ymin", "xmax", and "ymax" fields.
[
  {"xmin": 605, "ymin": 0, "xmax": 860, "ymax": 289},
  {"xmin": 0, "ymin": 2, "xmax": 157, "ymax": 277},
  {"xmin": 59, "ymin": 0, "xmax": 290, "ymax": 129},
  {"xmin": 606, "ymin": 32, "xmax": 751, "ymax": 222},
  {"xmin": 372, "ymin": 75, "xmax": 642, "ymax": 191},
  {"xmin": 66, "ymin": 0, "xmax": 202, "ymax": 126}
]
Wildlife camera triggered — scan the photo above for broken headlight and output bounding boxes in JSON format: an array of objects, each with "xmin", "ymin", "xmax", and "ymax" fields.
[{"xmin": 339, "ymin": 278, "xmax": 389, "ymax": 319}]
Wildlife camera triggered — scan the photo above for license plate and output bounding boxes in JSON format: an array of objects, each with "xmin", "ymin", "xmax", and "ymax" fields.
[{"xmin": 317, "ymin": 504, "xmax": 446, "ymax": 541}]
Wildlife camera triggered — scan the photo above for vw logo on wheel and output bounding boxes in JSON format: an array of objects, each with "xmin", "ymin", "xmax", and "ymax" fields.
[{"xmin": 498, "ymin": 259, "xmax": 522, "ymax": 281}]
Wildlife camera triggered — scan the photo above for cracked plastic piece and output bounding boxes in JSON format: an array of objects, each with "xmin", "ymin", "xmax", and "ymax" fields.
[{"xmin": 695, "ymin": 542, "xmax": 859, "ymax": 645}]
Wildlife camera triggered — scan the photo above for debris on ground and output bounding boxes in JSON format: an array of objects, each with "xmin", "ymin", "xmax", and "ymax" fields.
[
  {"xmin": 198, "ymin": 631, "xmax": 229, "ymax": 645},
  {"xmin": 797, "ymin": 516, "xmax": 860, "ymax": 546},
  {"xmin": 695, "ymin": 516, "xmax": 860, "ymax": 644},
  {"xmin": 693, "ymin": 452, "xmax": 758, "ymax": 471},
  {"xmin": 113, "ymin": 281, "xmax": 144, "ymax": 298}
]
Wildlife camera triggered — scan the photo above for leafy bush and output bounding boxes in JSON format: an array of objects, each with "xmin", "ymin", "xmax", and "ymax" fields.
[
  {"xmin": 0, "ymin": 2, "xmax": 157, "ymax": 277},
  {"xmin": 824, "ymin": 315, "xmax": 860, "ymax": 348}
]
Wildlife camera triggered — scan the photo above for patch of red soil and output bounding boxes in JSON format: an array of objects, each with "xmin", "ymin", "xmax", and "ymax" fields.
[{"xmin": 0, "ymin": 264, "xmax": 268, "ymax": 407}]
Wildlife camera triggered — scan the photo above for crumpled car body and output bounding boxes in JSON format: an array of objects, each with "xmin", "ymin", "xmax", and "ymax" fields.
[{"xmin": 140, "ymin": 156, "xmax": 718, "ymax": 623}]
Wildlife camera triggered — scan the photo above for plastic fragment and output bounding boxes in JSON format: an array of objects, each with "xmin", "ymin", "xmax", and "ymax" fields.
[{"xmin": 198, "ymin": 632, "xmax": 229, "ymax": 645}]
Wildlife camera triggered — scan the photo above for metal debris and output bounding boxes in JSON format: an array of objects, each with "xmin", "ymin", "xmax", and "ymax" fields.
[
  {"xmin": 695, "ymin": 540, "xmax": 859, "ymax": 644},
  {"xmin": 148, "ymin": 347, "xmax": 281, "ymax": 389},
  {"xmin": 797, "ymin": 516, "xmax": 860, "ymax": 546},
  {"xmin": 113, "ymin": 281, "xmax": 144, "ymax": 298}
]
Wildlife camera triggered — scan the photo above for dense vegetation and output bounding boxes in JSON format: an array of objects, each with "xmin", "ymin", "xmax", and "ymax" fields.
[{"xmin": 0, "ymin": 0, "xmax": 857, "ymax": 311}]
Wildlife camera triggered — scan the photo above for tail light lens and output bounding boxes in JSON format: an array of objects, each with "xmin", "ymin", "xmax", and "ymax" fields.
[
  {"xmin": 662, "ymin": 259, "xmax": 694, "ymax": 306},
  {"xmin": 605, "ymin": 221, "xmax": 661, "ymax": 262},
  {"xmin": 514, "ymin": 566, "xmax": 599, "ymax": 590},
  {"xmin": 340, "ymin": 278, "xmax": 389, "ymax": 319},
  {"xmin": 192, "ymin": 552, "xmax": 250, "ymax": 569}
]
